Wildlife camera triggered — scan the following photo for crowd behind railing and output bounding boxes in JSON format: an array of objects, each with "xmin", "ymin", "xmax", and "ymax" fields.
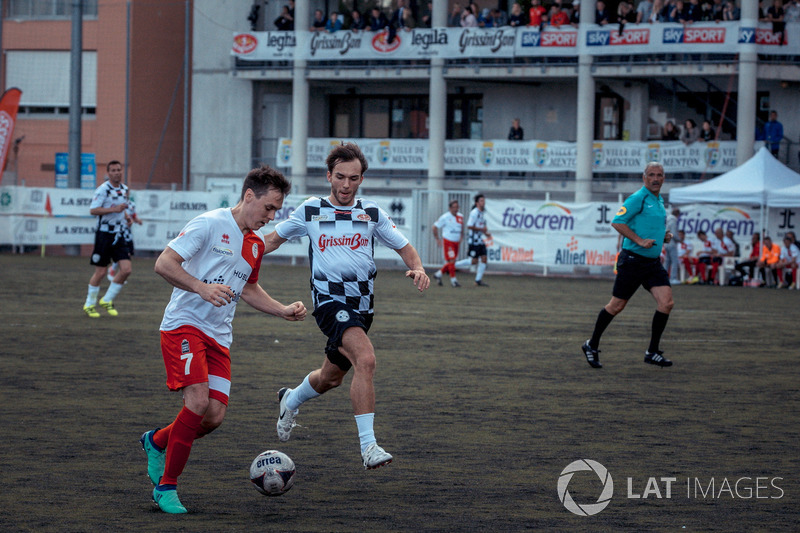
[{"xmin": 258, "ymin": 0, "xmax": 799, "ymax": 34}]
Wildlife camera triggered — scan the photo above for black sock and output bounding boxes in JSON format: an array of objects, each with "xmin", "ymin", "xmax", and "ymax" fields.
[
  {"xmin": 649, "ymin": 311, "xmax": 670, "ymax": 353},
  {"xmin": 589, "ymin": 308, "xmax": 615, "ymax": 349}
]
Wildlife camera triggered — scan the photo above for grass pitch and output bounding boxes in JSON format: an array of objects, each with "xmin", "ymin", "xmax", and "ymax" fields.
[{"xmin": 0, "ymin": 254, "xmax": 797, "ymax": 532}]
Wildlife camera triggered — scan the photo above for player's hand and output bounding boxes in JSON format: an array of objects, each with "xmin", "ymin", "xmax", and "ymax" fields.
[
  {"xmin": 405, "ymin": 269, "xmax": 430, "ymax": 292},
  {"xmin": 199, "ymin": 283, "xmax": 234, "ymax": 307},
  {"xmin": 664, "ymin": 231, "xmax": 673, "ymax": 244},
  {"xmin": 282, "ymin": 301, "xmax": 307, "ymax": 321},
  {"xmin": 639, "ymin": 238, "xmax": 656, "ymax": 249},
  {"xmin": 114, "ymin": 203, "xmax": 128, "ymax": 213}
]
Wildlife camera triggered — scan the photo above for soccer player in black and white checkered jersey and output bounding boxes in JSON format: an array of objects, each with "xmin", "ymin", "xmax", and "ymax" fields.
[
  {"xmin": 264, "ymin": 142, "xmax": 430, "ymax": 470},
  {"xmin": 454, "ymin": 193, "xmax": 492, "ymax": 286},
  {"xmin": 83, "ymin": 160, "xmax": 132, "ymax": 318}
]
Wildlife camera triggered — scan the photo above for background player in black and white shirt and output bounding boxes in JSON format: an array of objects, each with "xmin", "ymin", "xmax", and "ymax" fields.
[
  {"xmin": 454, "ymin": 193, "xmax": 492, "ymax": 286},
  {"xmin": 83, "ymin": 160, "xmax": 132, "ymax": 318},
  {"xmin": 264, "ymin": 142, "xmax": 429, "ymax": 470}
]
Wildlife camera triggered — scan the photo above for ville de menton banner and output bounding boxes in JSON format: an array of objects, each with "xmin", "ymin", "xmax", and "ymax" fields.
[
  {"xmin": 2, "ymin": 186, "xmax": 781, "ymax": 270},
  {"xmin": 233, "ymin": 22, "xmax": 799, "ymax": 61},
  {"xmin": 276, "ymin": 138, "xmax": 744, "ymax": 174}
]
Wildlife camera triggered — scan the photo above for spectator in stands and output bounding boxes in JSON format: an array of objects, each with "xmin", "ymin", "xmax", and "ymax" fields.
[
  {"xmin": 570, "ymin": 0, "xmax": 581, "ymax": 25},
  {"xmin": 765, "ymin": 0, "xmax": 786, "ymax": 45},
  {"xmin": 509, "ymin": 2, "xmax": 527, "ymax": 27},
  {"xmin": 700, "ymin": 1, "xmax": 715, "ymax": 21},
  {"xmin": 461, "ymin": 5, "xmax": 478, "ymax": 27},
  {"xmin": 776, "ymin": 235, "xmax": 799, "ymax": 288},
  {"xmin": 649, "ymin": 0, "xmax": 666, "ymax": 22},
  {"xmin": 491, "ymin": 8, "xmax": 509, "ymax": 26},
  {"xmin": 326, "ymin": 11, "xmax": 343, "ymax": 33},
  {"xmin": 700, "ymin": 120, "xmax": 716, "ymax": 142},
  {"xmin": 550, "ymin": 4, "xmax": 571, "ymax": 26},
  {"xmin": 764, "ymin": 110, "xmax": 783, "ymax": 157},
  {"xmin": 596, "ymin": 0, "xmax": 611, "ymax": 24},
  {"xmin": 671, "ymin": 0, "xmax": 693, "ymax": 24},
  {"xmin": 722, "ymin": 0, "xmax": 740, "ymax": 21},
  {"xmin": 274, "ymin": 5, "xmax": 294, "ymax": 31},
  {"xmin": 685, "ymin": 0, "xmax": 703, "ymax": 22},
  {"xmin": 508, "ymin": 118, "xmax": 524, "ymax": 140},
  {"xmin": 756, "ymin": 235, "xmax": 781, "ymax": 287},
  {"xmin": 366, "ymin": 7, "xmax": 389, "ymax": 32},
  {"xmin": 785, "ymin": 0, "xmax": 800, "ymax": 23},
  {"xmin": 419, "ymin": 1, "xmax": 433, "ymax": 28},
  {"xmin": 349, "ymin": 9, "xmax": 367, "ymax": 31},
  {"xmin": 637, "ymin": 0, "xmax": 654, "ymax": 23},
  {"xmin": 311, "ymin": 9, "xmax": 327, "ymax": 31},
  {"xmin": 681, "ymin": 119, "xmax": 699, "ymax": 145},
  {"xmin": 710, "ymin": 0, "xmax": 725, "ymax": 21},
  {"xmin": 448, "ymin": 3, "xmax": 463, "ymax": 27},
  {"xmin": 478, "ymin": 8, "xmax": 494, "ymax": 27},
  {"xmin": 662, "ymin": 120, "xmax": 681, "ymax": 141},
  {"xmin": 735, "ymin": 232, "xmax": 761, "ymax": 281},
  {"xmin": 529, "ymin": 0, "xmax": 548, "ymax": 28}
]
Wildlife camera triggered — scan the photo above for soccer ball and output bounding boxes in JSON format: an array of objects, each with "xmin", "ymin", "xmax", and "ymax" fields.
[{"xmin": 249, "ymin": 450, "xmax": 295, "ymax": 496}]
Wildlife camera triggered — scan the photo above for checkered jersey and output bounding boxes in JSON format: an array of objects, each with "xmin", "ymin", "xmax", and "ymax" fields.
[
  {"xmin": 275, "ymin": 197, "xmax": 409, "ymax": 314},
  {"xmin": 121, "ymin": 199, "xmax": 137, "ymax": 243},
  {"xmin": 467, "ymin": 207, "xmax": 488, "ymax": 246},
  {"xmin": 90, "ymin": 181, "xmax": 129, "ymax": 235}
]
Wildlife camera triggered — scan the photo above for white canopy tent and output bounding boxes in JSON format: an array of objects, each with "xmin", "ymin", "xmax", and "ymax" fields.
[
  {"xmin": 767, "ymin": 183, "xmax": 800, "ymax": 208},
  {"xmin": 669, "ymin": 147, "xmax": 800, "ymax": 234}
]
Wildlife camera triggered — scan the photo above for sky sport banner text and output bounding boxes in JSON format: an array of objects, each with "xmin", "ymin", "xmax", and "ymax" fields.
[
  {"xmin": 232, "ymin": 22, "xmax": 799, "ymax": 62},
  {"xmin": 4, "ymin": 186, "xmax": 794, "ymax": 270},
  {"xmin": 276, "ymin": 138, "xmax": 741, "ymax": 174}
]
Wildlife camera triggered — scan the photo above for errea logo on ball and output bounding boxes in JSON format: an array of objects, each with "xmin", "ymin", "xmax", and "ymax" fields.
[{"xmin": 557, "ymin": 459, "xmax": 614, "ymax": 516}]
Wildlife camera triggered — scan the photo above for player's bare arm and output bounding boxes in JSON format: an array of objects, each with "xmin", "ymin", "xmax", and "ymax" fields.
[
  {"xmin": 154, "ymin": 247, "xmax": 234, "ymax": 307},
  {"xmin": 90, "ymin": 203, "xmax": 127, "ymax": 216},
  {"xmin": 240, "ymin": 282, "xmax": 307, "ymax": 321},
  {"xmin": 395, "ymin": 243, "xmax": 430, "ymax": 292},
  {"xmin": 262, "ymin": 230, "xmax": 288, "ymax": 254},
  {"xmin": 612, "ymin": 222, "xmax": 655, "ymax": 249}
]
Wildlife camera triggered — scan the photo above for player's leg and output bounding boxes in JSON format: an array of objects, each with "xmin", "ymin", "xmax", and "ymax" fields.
[
  {"xmin": 84, "ymin": 234, "xmax": 110, "ymax": 317},
  {"xmin": 337, "ymin": 327, "xmax": 392, "ymax": 469},
  {"xmin": 100, "ymin": 253, "xmax": 131, "ymax": 315},
  {"xmin": 475, "ymin": 253, "xmax": 489, "ymax": 286},
  {"xmin": 644, "ymin": 272, "xmax": 674, "ymax": 367}
]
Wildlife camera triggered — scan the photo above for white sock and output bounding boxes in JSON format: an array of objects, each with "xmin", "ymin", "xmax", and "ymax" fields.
[
  {"xmin": 102, "ymin": 281, "xmax": 124, "ymax": 303},
  {"xmin": 454, "ymin": 258, "xmax": 472, "ymax": 269},
  {"xmin": 476, "ymin": 262, "xmax": 487, "ymax": 281},
  {"xmin": 286, "ymin": 373, "xmax": 319, "ymax": 411},
  {"xmin": 85, "ymin": 285, "xmax": 100, "ymax": 307},
  {"xmin": 451, "ymin": 276, "xmax": 458, "ymax": 285},
  {"xmin": 355, "ymin": 413, "xmax": 376, "ymax": 453}
]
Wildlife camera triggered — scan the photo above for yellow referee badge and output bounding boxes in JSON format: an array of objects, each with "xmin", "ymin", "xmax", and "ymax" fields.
[{"xmin": 615, "ymin": 206, "xmax": 627, "ymax": 216}]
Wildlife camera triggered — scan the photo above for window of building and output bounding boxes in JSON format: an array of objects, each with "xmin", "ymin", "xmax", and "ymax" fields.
[
  {"xmin": 330, "ymin": 95, "xmax": 429, "ymax": 139},
  {"xmin": 6, "ymin": 0, "xmax": 98, "ymax": 19},
  {"xmin": 5, "ymin": 50, "xmax": 97, "ymax": 116},
  {"xmin": 595, "ymin": 90, "xmax": 624, "ymax": 140},
  {"xmin": 448, "ymin": 95, "xmax": 483, "ymax": 140}
]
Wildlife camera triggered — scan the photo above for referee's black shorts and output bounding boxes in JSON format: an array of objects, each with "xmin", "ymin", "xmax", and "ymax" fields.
[{"xmin": 612, "ymin": 249, "xmax": 670, "ymax": 301}]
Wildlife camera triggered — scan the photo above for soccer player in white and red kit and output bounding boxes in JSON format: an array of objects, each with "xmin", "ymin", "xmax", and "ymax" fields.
[
  {"xmin": 263, "ymin": 142, "xmax": 429, "ymax": 470},
  {"xmin": 140, "ymin": 166, "xmax": 306, "ymax": 514},
  {"xmin": 432, "ymin": 199, "xmax": 465, "ymax": 287}
]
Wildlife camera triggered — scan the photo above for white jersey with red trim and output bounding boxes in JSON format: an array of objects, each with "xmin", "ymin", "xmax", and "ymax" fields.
[
  {"xmin": 434, "ymin": 211, "xmax": 464, "ymax": 242},
  {"xmin": 275, "ymin": 196, "xmax": 409, "ymax": 314},
  {"xmin": 678, "ymin": 240, "xmax": 693, "ymax": 259},
  {"xmin": 160, "ymin": 208, "xmax": 265, "ymax": 348}
]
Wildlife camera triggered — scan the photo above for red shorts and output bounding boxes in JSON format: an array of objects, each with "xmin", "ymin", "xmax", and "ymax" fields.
[
  {"xmin": 443, "ymin": 239, "xmax": 460, "ymax": 262},
  {"xmin": 160, "ymin": 325, "xmax": 232, "ymax": 405}
]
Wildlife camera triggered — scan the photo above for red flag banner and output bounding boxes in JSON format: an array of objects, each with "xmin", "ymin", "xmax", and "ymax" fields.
[
  {"xmin": 45, "ymin": 193, "xmax": 53, "ymax": 216},
  {"xmin": 0, "ymin": 88, "xmax": 23, "ymax": 184}
]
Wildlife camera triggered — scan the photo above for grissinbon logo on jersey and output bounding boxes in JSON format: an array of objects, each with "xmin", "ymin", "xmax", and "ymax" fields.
[
  {"xmin": 318, "ymin": 233, "xmax": 370, "ymax": 252},
  {"xmin": 212, "ymin": 246, "xmax": 234, "ymax": 257}
]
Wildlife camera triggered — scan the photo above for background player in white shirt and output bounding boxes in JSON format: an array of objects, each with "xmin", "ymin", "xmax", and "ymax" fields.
[
  {"xmin": 140, "ymin": 166, "xmax": 306, "ymax": 514},
  {"xmin": 432, "ymin": 199, "xmax": 465, "ymax": 287},
  {"xmin": 776, "ymin": 235, "xmax": 800, "ymax": 288},
  {"xmin": 263, "ymin": 142, "xmax": 429, "ymax": 471}
]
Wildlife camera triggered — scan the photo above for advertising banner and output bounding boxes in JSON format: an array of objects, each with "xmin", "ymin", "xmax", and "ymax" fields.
[
  {"xmin": 0, "ymin": 88, "xmax": 22, "ymax": 185},
  {"xmin": 233, "ymin": 23, "xmax": 799, "ymax": 61},
  {"xmin": 277, "ymin": 138, "xmax": 741, "ymax": 174}
]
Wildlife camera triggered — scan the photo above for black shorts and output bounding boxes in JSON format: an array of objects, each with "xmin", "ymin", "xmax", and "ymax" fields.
[
  {"xmin": 468, "ymin": 244, "xmax": 487, "ymax": 259},
  {"xmin": 90, "ymin": 231, "xmax": 131, "ymax": 267},
  {"xmin": 313, "ymin": 300, "xmax": 373, "ymax": 371},
  {"xmin": 698, "ymin": 257, "xmax": 722, "ymax": 265},
  {"xmin": 612, "ymin": 249, "xmax": 671, "ymax": 301}
]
